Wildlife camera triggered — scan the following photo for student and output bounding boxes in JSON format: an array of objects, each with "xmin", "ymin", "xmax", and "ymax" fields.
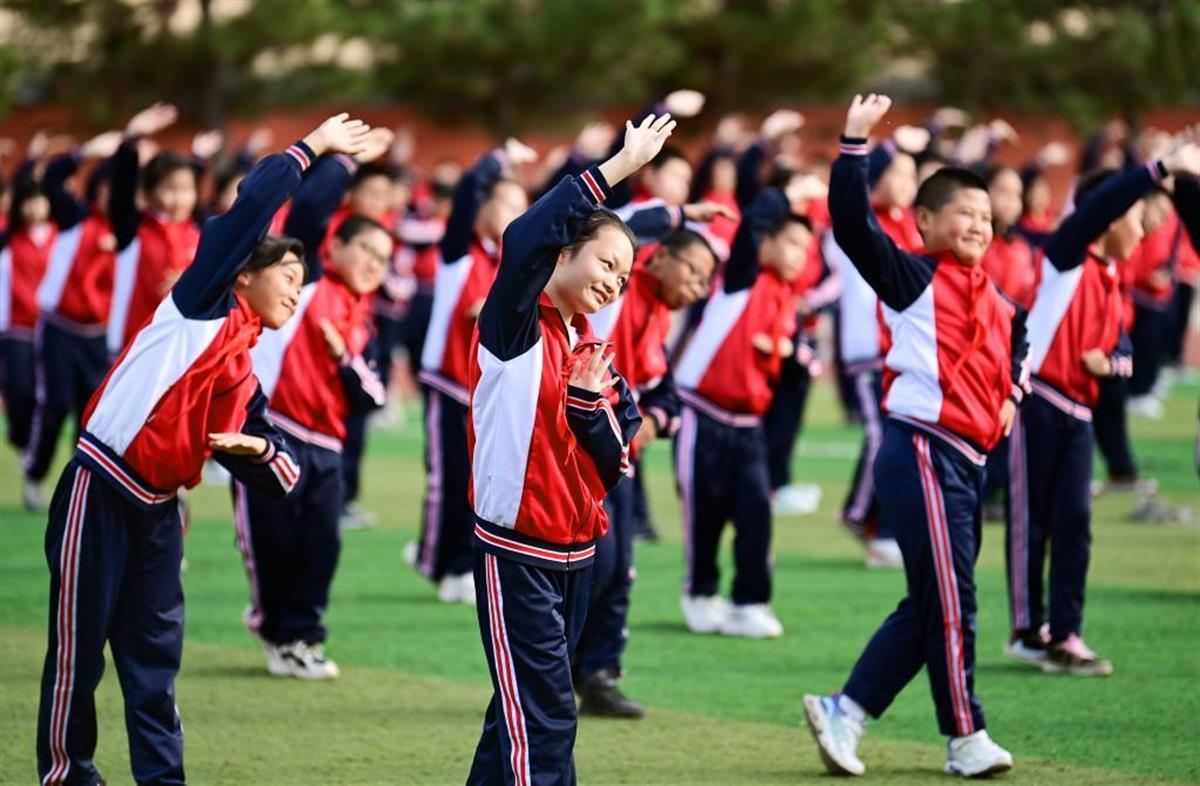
[
  {"xmin": 238, "ymin": 134, "xmax": 393, "ymax": 680},
  {"xmin": 465, "ymin": 114, "xmax": 671, "ymax": 786},
  {"xmin": 803, "ymin": 95, "xmax": 1028, "ymax": 779},
  {"xmin": 673, "ymin": 181, "xmax": 814, "ymax": 639},
  {"xmin": 24, "ymin": 132, "xmax": 122, "ymax": 509},
  {"xmin": 1005, "ymin": 135, "xmax": 1199, "ymax": 676},
  {"xmin": 1, "ymin": 179, "xmax": 55, "ymax": 509},
  {"xmin": 576, "ymin": 227, "xmax": 717, "ymax": 717},
  {"xmin": 980, "ymin": 165, "xmax": 1039, "ymax": 310},
  {"xmin": 415, "ymin": 139, "xmax": 535, "ymax": 604},
  {"xmin": 36, "ymin": 112, "xmax": 373, "ymax": 786},
  {"xmin": 106, "ymin": 103, "xmax": 201, "ymax": 357}
]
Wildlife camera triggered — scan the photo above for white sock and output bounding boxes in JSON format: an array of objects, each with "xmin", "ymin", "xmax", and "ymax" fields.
[{"xmin": 837, "ymin": 693, "xmax": 867, "ymax": 723}]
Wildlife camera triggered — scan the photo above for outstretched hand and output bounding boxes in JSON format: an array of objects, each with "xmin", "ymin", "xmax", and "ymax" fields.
[
  {"xmin": 303, "ymin": 113, "xmax": 373, "ymax": 159},
  {"xmin": 664, "ymin": 89, "xmax": 706, "ymax": 118},
  {"xmin": 844, "ymin": 94, "xmax": 892, "ymax": 139},
  {"xmin": 569, "ymin": 344, "xmax": 617, "ymax": 394},
  {"xmin": 208, "ymin": 432, "xmax": 269, "ymax": 457},
  {"xmin": 504, "ymin": 137, "xmax": 539, "ymax": 167},
  {"xmin": 191, "ymin": 129, "xmax": 225, "ymax": 160},
  {"xmin": 1164, "ymin": 125, "xmax": 1200, "ymax": 177},
  {"xmin": 80, "ymin": 130, "xmax": 123, "ymax": 160},
  {"xmin": 598, "ymin": 113, "xmax": 676, "ymax": 187},
  {"xmin": 682, "ymin": 201, "xmax": 738, "ymax": 222},
  {"xmin": 354, "ymin": 127, "xmax": 395, "ymax": 164},
  {"xmin": 125, "ymin": 102, "xmax": 178, "ymax": 138}
]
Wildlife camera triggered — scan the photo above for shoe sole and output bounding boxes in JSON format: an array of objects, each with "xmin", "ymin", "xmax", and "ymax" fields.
[
  {"xmin": 1001, "ymin": 646, "xmax": 1047, "ymax": 668},
  {"xmin": 719, "ymin": 626, "xmax": 783, "ymax": 639},
  {"xmin": 945, "ymin": 759, "xmax": 1013, "ymax": 778},
  {"xmin": 802, "ymin": 696, "xmax": 864, "ymax": 777},
  {"xmin": 1040, "ymin": 661, "xmax": 1113, "ymax": 677}
]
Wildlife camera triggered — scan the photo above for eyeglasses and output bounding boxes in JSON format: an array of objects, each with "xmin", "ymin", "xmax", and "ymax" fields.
[{"xmin": 351, "ymin": 237, "xmax": 390, "ymax": 267}]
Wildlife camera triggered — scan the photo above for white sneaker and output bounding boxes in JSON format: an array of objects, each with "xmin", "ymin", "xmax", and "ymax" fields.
[
  {"xmin": 339, "ymin": 502, "xmax": 377, "ymax": 531},
  {"xmin": 403, "ymin": 540, "xmax": 419, "ymax": 568},
  {"xmin": 945, "ymin": 730, "xmax": 1013, "ymax": 777},
  {"xmin": 1126, "ymin": 395, "xmax": 1164, "ymax": 420},
  {"xmin": 720, "ymin": 604, "xmax": 784, "ymax": 638},
  {"xmin": 22, "ymin": 477, "xmax": 47, "ymax": 513},
  {"xmin": 772, "ymin": 483, "xmax": 822, "ymax": 515},
  {"xmin": 803, "ymin": 694, "xmax": 866, "ymax": 776},
  {"xmin": 865, "ymin": 538, "xmax": 903, "ymax": 570},
  {"xmin": 681, "ymin": 594, "xmax": 730, "ymax": 634},
  {"xmin": 276, "ymin": 641, "xmax": 340, "ymax": 681},
  {"xmin": 438, "ymin": 572, "xmax": 476, "ymax": 605},
  {"xmin": 1002, "ymin": 632, "xmax": 1048, "ymax": 668},
  {"xmin": 262, "ymin": 641, "xmax": 290, "ymax": 677}
]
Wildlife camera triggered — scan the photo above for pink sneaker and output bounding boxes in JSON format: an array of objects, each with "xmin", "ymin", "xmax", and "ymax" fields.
[{"xmin": 1042, "ymin": 634, "xmax": 1113, "ymax": 677}]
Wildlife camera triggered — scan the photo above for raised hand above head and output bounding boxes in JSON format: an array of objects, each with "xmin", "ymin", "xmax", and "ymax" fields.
[
  {"xmin": 303, "ymin": 113, "xmax": 373, "ymax": 158},
  {"xmin": 843, "ymin": 94, "xmax": 892, "ymax": 139},
  {"xmin": 125, "ymin": 102, "xmax": 178, "ymax": 138},
  {"xmin": 598, "ymin": 113, "xmax": 677, "ymax": 187}
]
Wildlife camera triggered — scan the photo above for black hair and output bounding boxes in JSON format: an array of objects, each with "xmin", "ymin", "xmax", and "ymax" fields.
[
  {"xmin": 244, "ymin": 235, "xmax": 306, "ymax": 275},
  {"xmin": 85, "ymin": 159, "xmax": 113, "ymax": 206},
  {"xmin": 1073, "ymin": 167, "xmax": 1118, "ymax": 208},
  {"xmin": 914, "ymin": 166, "xmax": 988, "ymax": 213},
  {"xmin": 8, "ymin": 179, "xmax": 48, "ymax": 234},
  {"xmin": 214, "ymin": 163, "xmax": 249, "ymax": 201},
  {"xmin": 142, "ymin": 151, "xmax": 194, "ymax": 193},
  {"xmin": 350, "ymin": 162, "xmax": 399, "ymax": 190},
  {"xmin": 660, "ymin": 227, "xmax": 717, "ymax": 265},
  {"xmin": 767, "ymin": 211, "xmax": 814, "ymax": 238},
  {"xmin": 334, "ymin": 214, "xmax": 392, "ymax": 245},
  {"xmin": 565, "ymin": 209, "xmax": 637, "ymax": 257},
  {"xmin": 984, "ymin": 164, "xmax": 1021, "ymax": 190},
  {"xmin": 649, "ymin": 145, "xmax": 690, "ymax": 170}
]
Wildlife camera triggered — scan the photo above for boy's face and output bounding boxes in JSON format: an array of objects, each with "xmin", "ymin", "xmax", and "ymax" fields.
[
  {"xmin": 872, "ymin": 153, "xmax": 917, "ymax": 210},
  {"xmin": 553, "ymin": 226, "xmax": 634, "ymax": 314},
  {"xmin": 476, "ymin": 181, "xmax": 528, "ymax": 244},
  {"xmin": 1103, "ymin": 199, "xmax": 1146, "ymax": 261},
  {"xmin": 1025, "ymin": 176, "xmax": 1050, "ymax": 214},
  {"xmin": 349, "ymin": 175, "xmax": 394, "ymax": 222},
  {"xmin": 21, "ymin": 194, "xmax": 50, "ymax": 226},
  {"xmin": 151, "ymin": 168, "xmax": 197, "ymax": 224},
  {"xmin": 651, "ymin": 241, "xmax": 716, "ymax": 309},
  {"xmin": 330, "ymin": 226, "xmax": 393, "ymax": 296},
  {"xmin": 760, "ymin": 221, "xmax": 812, "ymax": 282},
  {"xmin": 238, "ymin": 255, "xmax": 304, "ymax": 329},
  {"xmin": 645, "ymin": 158, "xmax": 692, "ymax": 207},
  {"xmin": 916, "ymin": 187, "xmax": 993, "ymax": 266},
  {"xmin": 710, "ymin": 157, "xmax": 737, "ymax": 195},
  {"xmin": 988, "ymin": 169, "xmax": 1023, "ymax": 229}
]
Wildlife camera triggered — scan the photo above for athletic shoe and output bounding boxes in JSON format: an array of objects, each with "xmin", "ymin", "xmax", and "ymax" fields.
[
  {"xmin": 577, "ymin": 668, "xmax": 645, "ymax": 719},
  {"xmin": 802, "ymin": 694, "xmax": 866, "ymax": 776},
  {"xmin": 1126, "ymin": 394, "xmax": 1164, "ymax": 420},
  {"xmin": 1041, "ymin": 634, "xmax": 1113, "ymax": 677},
  {"xmin": 1002, "ymin": 629, "xmax": 1049, "ymax": 667},
  {"xmin": 720, "ymin": 604, "xmax": 783, "ymax": 639},
  {"xmin": 276, "ymin": 641, "xmax": 340, "ymax": 681},
  {"xmin": 772, "ymin": 483, "xmax": 822, "ymax": 516},
  {"xmin": 1091, "ymin": 476, "xmax": 1159, "ymax": 497},
  {"xmin": 437, "ymin": 572, "xmax": 477, "ymax": 606},
  {"xmin": 681, "ymin": 594, "xmax": 730, "ymax": 634},
  {"xmin": 944, "ymin": 730, "xmax": 1013, "ymax": 777},
  {"xmin": 403, "ymin": 540, "xmax": 419, "ymax": 568},
  {"xmin": 338, "ymin": 502, "xmax": 377, "ymax": 531},
  {"xmin": 22, "ymin": 477, "xmax": 47, "ymax": 513},
  {"xmin": 1129, "ymin": 494, "xmax": 1193, "ymax": 524},
  {"xmin": 865, "ymin": 538, "xmax": 903, "ymax": 570},
  {"xmin": 262, "ymin": 641, "xmax": 290, "ymax": 677}
]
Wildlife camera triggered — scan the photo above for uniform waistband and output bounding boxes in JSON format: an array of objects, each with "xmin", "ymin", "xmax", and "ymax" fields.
[
  {"xmin": 75, "ymin": 433, "xmax": 177, "ymax": 510},
  {"xmin": 1030, "ymin": 379, "xmax": 1093, "ymax": 423},
  {"xmin": 267, "ymin": 409, "xmax": 343, "ymax": 453},
  {"xmin": 678, "ymin": 389, "xmax": 761, "ymax": 428},
  {"xmin": 40, "ymin": 311, "xmax": 107, "ymax": 339},
  {"xmin": 887, "ymin": 414, "xmax": 988, "ymax": 468},
  {"xmin": 418, "ymin": 369, "xmax": 470, "ymax": 406},
  {"xmin": 472, "ymin": 518, "xmax": 596, "ymax": 572}
]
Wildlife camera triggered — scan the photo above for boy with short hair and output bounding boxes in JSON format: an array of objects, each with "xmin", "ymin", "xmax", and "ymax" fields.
[{"xmin": 803, "ymin": 95, "xmax": 1028, "ymax": 779}]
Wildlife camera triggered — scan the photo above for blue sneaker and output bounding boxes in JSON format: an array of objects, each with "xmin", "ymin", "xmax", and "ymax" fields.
[{"xmin": 803, "ymin": 694, "xmax": 866, "ymax": 776}]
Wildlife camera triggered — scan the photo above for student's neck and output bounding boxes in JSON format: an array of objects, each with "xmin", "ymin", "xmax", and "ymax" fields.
[{"xmin": 546, "ymin": 286, "xmax": 576, "ymax": 326}]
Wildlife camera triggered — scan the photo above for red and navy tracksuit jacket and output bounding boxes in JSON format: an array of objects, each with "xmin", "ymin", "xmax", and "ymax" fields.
[
  {"xmin": 420, "ymin": 149, "xmax": 507, "ymax": 405},
  {"xmin": 981, "ymin": 229, "xmax": 1040, "ymax": 311},
  {"xmin": 106, "ymin": 138, "xmax": 201, "ymax": 355},
  {"xmin": 76, "ymin": 144, "xmax": 314, "ymax": 506},
  {"xmin": 0, "ymin": 223, "xmax": 54, "ymax": 451},
  {"xmin": 467, "ymin": 166, "xmax": 642, "ymax": 570},
  {"xmin": 251, "ymin": 154, "xmax": 387, "ymax": 451}
]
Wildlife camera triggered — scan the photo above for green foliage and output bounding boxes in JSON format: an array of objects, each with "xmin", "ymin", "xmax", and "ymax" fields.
[{"xmin": 1, "ymin": 0, "xmax": 1197, "ymax": 131}]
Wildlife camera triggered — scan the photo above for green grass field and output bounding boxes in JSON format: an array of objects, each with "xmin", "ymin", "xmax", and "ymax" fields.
[{"xmin": 1, "ymin": 379, "xmax": 1198, "ymax": 785}]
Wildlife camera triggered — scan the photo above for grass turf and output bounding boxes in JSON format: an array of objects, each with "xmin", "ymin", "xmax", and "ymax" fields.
[{"xmin": 1, "ymin": 379, "xmax": 1197, "ymax": 784}]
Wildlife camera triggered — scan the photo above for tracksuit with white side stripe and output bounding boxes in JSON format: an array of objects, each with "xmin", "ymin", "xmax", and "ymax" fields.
[
  {"xmin": 35, "ymin": 143, "xmax": 310, "ymax": 786},
  {"xmin": 240, "ymin": 153, "xmax": 387, "ymax": 647},
  {"xmin": 1007, "ymin": 161, "xmax": 1175, "ymax": 643},
  {"xmin": 466, "ymin": 167, "xmax": 641, "ymax": 785},
  {"xmin": 830, "ymin": 137, "xmax": 1030, "ymax": 737}
]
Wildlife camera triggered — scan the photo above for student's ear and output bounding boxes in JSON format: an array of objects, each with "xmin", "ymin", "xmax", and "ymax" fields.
[
  {"xmin": 556, "ymin": 247, "xmax": 571, "ymax": 267},
  {"xmin": 914, "ymin": 205, "xmax": 935, "ymax": 236},
  {"xmin": 329, "ymin": 235, "xmax": 346, "ymax": 255},
  {"xmin": 235, "ymin": 269, "xmax": 253, "ymax": 290}
]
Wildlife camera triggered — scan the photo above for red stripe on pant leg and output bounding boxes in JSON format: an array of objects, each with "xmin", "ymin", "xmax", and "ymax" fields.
[
  {"xmin": 1007, "ymin": 412, "xmax": 1029, "ymax": 630},
  {"xmin": 420, "ymin": 391, "xmax": 443, "ymax": 578},
  {"xmin": 914, "ymin": 437, "xmax": 974, "ymax": 736},
  {"xmin": 847, "ymin": 373, "xmax": 882, "ymax": 521},
  {"xmin": 233, "ymin": 484, "xmax": 263, "ymax": 634},
  {"xmin": 45, "ymin": 468, "xmax": 89, "ymax": 786},
  {"xmin": 675, "ymin": 408, "xmax": 697, "ymax": 594},
  {"xmin": 486, "ymin": 555, "xmax": 529, "ymax": 786}
]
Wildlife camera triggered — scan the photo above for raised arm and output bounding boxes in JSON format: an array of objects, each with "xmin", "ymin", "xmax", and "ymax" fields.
[
  {"xmin": 439, "ymin": 147, "xmax": 508, "ymax": 264},
  {"xmin": 479, "ymin": 114, "xmax": 676, "ymax": 362},
  {"xmin": 1045, "ymin": 129, "xmax": 1199, "ymax": 271},
  {"xmin": 1173, "ymin": 175, "xmax": 1200, "ymax": 253},
  {"xmin": 829, "ymin": 95, "xmax": 933, "ymax": 312},
  {"xmin": 42, "ymin": 153, "xmax": 86, "ymax": 231},
  {"xmin": 283, "ymin": 154, "xmax": 355, "ymax": 284},
  {"xmin": 172, "ymin": 114, "xmax": 373, "ymax": 317},
  {"xmin": 721, "ymin": 187, "xmax": 788, "ymax": 294}
]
